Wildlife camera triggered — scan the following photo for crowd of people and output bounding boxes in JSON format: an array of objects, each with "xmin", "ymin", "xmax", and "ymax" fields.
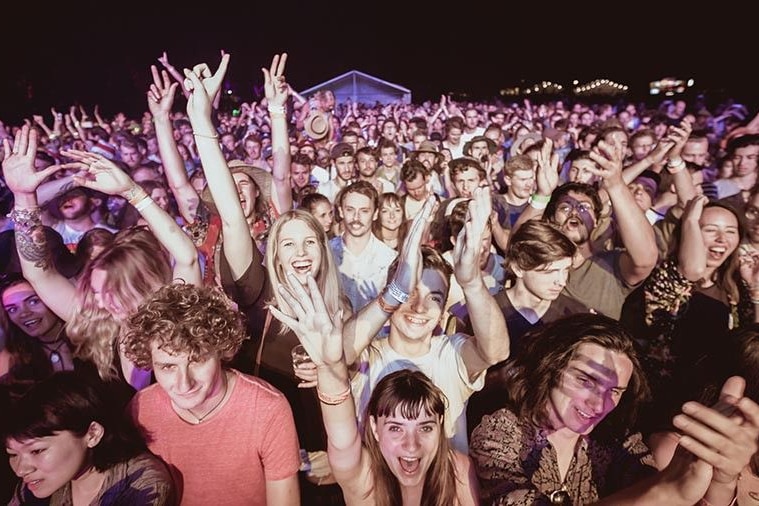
[{"xmin": 3, "ymin": 50, "xmax": 759, "ymax": 505}]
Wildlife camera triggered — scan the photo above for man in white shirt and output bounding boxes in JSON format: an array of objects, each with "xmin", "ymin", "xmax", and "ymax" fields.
[
  {"xmin": 329, "ymin": 181, "xmax": 397, "ymax": 311},
  {"xmin": 317, "ymin": 142, "xmax": 355, "ymax": 203}
]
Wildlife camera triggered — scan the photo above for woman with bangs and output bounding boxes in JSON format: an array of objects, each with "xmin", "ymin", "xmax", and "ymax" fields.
[
  {"xmin": 269, "ymin": 276, "xmax": 479, "ymax": 506},
  {"xmin": 4, "ymin": 371, "xmax": 175, "ymax": 505},
  {"xmin": 2, "ymin": 125, "xmax": 201, "ymax": 393}
]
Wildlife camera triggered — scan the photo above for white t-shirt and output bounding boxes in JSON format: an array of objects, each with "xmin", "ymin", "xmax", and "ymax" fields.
[{"xmin": 329, "ymin": 234, "xmax": 397, "ymax": 311}]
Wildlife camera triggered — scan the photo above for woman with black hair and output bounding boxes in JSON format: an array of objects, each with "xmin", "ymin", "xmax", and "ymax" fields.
[{"xmin": 4, "ymin": 371, "xmax": 175, "ymax": 505}]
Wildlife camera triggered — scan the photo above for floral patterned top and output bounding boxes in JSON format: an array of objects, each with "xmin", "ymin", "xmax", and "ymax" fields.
[
  {"xmin": 470, "ymin": 408, "xmax": 656, "ymax": 505},
  {"xmin": 635, "ymin": 259, "xmax": 753, "ymax": 394}
]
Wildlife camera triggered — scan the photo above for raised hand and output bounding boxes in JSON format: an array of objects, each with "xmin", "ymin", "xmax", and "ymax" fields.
[
  {"xmin": 666, "ymin": 118, "xmax": 694, "ymax": 160},
  {"xmin": 147, "ymin": 64, "xmax": 179, "ymax": 116},
  {"xmin": 262, "ymin": 53, "xmax": 289, "ymax": 107},
  {"xmin": 183, "ymin": 52, "xmax": 231, "ymax": 121},
  {"xmin": 681, "ymin": 194, "xmax": 708, "ymax": 224},
  {"xmin": 588, "ymin": 139, "xmax": 625, "ymax": 188},
  {"xmin": 62, "ymin": 150, "xmax": 135, "ymax": 196},
  {"xmin": 534, "ymin": 137, "xmax": 559, "ymax": 196},
  {"xmin": 387, "ymin": 195, "xmax": 436, "ymax": 301},
  {"xmin": 2, "ymin": 126, "xmax": 63, "ymax": 195},
  {"xmin": 184, "ymin": 51, "xmax": 230, "ymax": 101},
  {"xmin": 453, "ymin": 187, "xmax": 490, "ymax": 288},
  {"xmin": 269, "ymin": 273, "xmax": 344, "ymax": 368},
  {"xmin": 673, "ymin": 377, "xmax": 759, "ymax": 488}
]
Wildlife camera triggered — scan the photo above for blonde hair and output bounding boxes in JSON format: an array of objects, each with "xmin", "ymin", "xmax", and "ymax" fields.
[
  {"xmin": 67, "ymin": 228, "xmax": 173, "ymax": 380},
  {"xmin": 265, "ymin": 210, "xmax": 343, "ymax": 326}
]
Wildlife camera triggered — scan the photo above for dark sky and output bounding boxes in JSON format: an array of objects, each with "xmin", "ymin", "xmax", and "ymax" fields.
[{"xmin": 2, "ymin": 1, "xmax": 753, "ymax": 123}]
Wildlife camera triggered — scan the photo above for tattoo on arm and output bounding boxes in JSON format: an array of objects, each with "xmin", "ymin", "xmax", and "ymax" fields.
[{"xmin": 11, "ymin": 208, "xmax": 52, "ymax": 270}]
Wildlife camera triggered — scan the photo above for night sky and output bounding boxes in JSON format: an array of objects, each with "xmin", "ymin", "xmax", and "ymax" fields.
[{"xmin": 2, "ymin": 1, "xmax": 753, "ymax": 124}]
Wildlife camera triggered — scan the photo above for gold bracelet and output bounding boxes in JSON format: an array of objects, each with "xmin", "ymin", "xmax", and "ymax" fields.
[
  {"xmin": 317, "ymin": 385, "xmax": 351, "ymax": 405},
  {"xmin": 193, "ymin": 132, "xmax": 218, "ymax": 139}
]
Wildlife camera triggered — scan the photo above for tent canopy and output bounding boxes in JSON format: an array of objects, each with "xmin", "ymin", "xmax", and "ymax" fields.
[{"xmin": 299, "ymin": 70, "xmax": 411, "ymax": 105}]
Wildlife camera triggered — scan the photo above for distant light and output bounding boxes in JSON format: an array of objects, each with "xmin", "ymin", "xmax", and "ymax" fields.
[
  {"xmin": 572, "ymin": 80, "xmax": 579, "ymax": 85},
  {"xmin": 687, "ymin": 79, "xmax": 695, "ymax": 87}
]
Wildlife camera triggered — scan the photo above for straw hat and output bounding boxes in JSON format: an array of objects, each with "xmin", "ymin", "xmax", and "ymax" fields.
[{"xmin": 304, "ymin": 111, "xmax": 331, "ymax": 141}]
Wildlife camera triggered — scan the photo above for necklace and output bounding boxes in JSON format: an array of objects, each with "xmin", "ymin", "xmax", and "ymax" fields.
[
  {"xmin": 39, "ymin": 324, "xmax": 68, "ymax": 368},
  {"xmin": 186, "ymin": 373, "xmax": 229, "ymax": 424}
]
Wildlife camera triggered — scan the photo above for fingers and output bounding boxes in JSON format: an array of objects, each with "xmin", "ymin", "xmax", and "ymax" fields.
[
  {"xmin": 275, "ymin": 52, "xmax": 288, "ymax": 76},
  {"xmin": 307, "ymin": 275, "xmax": 328, "ymax": 316},
  {"xmin": 214, "ymin": 52, "xmax": 231, "ymax": 81},
  {"xmin": 268, "ymin": 304, "xmax": 298, "ymax": 330},
  {"xmin": 719, "ymin": 376, "xmax": 746, "ymax": 401}
]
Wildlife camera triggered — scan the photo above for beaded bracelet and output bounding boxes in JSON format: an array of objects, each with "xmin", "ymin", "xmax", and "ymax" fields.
[
  {"xmin": 376, "ymin": 293, "xmax": 401, "ymax": 313},
  {"xmin": 317, "ymin": 386, "xmax": 351, "ymax": 406}
]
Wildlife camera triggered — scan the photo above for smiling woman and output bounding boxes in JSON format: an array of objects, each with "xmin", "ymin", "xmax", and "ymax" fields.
[{"xmin": 2, "ymin": 371, "xmax": 176, "ymax": 505}]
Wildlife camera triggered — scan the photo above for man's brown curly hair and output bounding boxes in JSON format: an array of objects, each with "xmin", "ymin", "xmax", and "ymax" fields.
[{"xmin": 122, "ymin": 283, "xmax": 247, "ymax": 369}]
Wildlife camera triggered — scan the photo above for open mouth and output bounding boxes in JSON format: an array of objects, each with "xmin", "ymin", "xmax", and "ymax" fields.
[
  {"xmin": 23, "ymin": 317, "xmax": 42, "ymax": 330},
  {"xmin": 708, "ymin": 246, "xmax": 726, "ymax": 260},
  {"xmin": 398, "ymin": 457, "xmax": 421, "ymax": 474},
  {"xmin": 292, "ymin": 261, "xmax": 312, "ymax": 274}
]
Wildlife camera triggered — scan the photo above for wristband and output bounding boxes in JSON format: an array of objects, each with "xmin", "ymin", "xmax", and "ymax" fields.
[
  {"xmin": 134, "ymin": 196, "xmax": 155, "ymax": 212},
  {"xmin": 122, "ymin": 185, "xmax": 148, "ymax": 206},
  {"xmin": 529, "ymin": 193, "xmax": 550, "ymax": 210},
  {"xmin": 317, "ymin": 385, "xmax": 351, "ymax": 405},
  {"xmin": 386, "ymin": 280, "xmax": 410, "ymax": 304},
  {"xmin": 377, "ymin": 293, "xmax": 401, "ymax": 313},
  {"xmin": 667, "ymin": 157, "xmax": 686, "ymax": 174},
  {"xmin": 268, "ymin": 104, "xmax": 286, "ymax": 115}
]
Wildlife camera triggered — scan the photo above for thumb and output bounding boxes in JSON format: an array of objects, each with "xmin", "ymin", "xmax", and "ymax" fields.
[{"xmin": 721, "ymin": 376, "xmax": 746, "ymax": 401}]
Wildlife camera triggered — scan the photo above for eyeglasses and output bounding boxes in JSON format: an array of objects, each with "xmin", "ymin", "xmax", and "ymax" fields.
[
  {"xmin": 556, "ymin": 201, "xmax": 594, "ymax": 214},
  {"xmin": 745, "ymin": 206, "xmax": 759, "ymax": 221}
]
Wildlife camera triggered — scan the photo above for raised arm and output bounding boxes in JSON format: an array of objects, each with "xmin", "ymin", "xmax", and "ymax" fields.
[
  {"xmin": 183, "ymin": 53, "xmax": 254, "ymax": 281},
  {"xmin": 2, "ymin": 126, "xmax": 76, "ymax": 321},
  {"xmin": 157, "ymin": 51, "xmax": 191, "ymax": 99},
  {"xmin": 342, "ymin": 196, "xmax": 436, "ymax": 365},
  {"xmin": 665, "ymin": 119, "xmax": 698, "ymax": 208},
  {"xmin": 677, "ymin": 195, "xmax": 708, "ymax": 282},
  {"xmin": 621, "ymin": 138, "xmax": 671, "ymax": 184},
  {"xmin": 64, "ymin": 150, "xmax": 200, "ymax": 286},
  {"xmin": 269, "ymin": 274, "xmax": 369, "ymax": 500},
  {"xmin": 589, "ymin": 140, "xmax": 658, "ymax": 287},
  {"xmin": 148, "ymin": 64, "xmax": 200, "ymax": 222},
  {"xmin": 262, "ymin": 53, "xmax": 293, "ymax": 214},
  {"xmin": 512, "ymin": 139, "xmax": 559, "ymax": 233},
  {"xmin": 454, "ymin": 188, "xmax": 510, "ymax": 380}
]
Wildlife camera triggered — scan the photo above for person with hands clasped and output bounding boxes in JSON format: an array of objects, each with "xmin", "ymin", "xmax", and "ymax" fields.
[
  {"xmin": 515, "ymin": 137, "xmax": 658, "ymax": 319},
  {"xmin": 270, "ymin": 274, "xmax": 479, "ymax": 506},
  {"xmin": 2, "ymin": 126, "xmax": 200, "ymax": 391},
  {"xmin": 340, "ymin": 189, "xmax": 510, "ymax": 453}
]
